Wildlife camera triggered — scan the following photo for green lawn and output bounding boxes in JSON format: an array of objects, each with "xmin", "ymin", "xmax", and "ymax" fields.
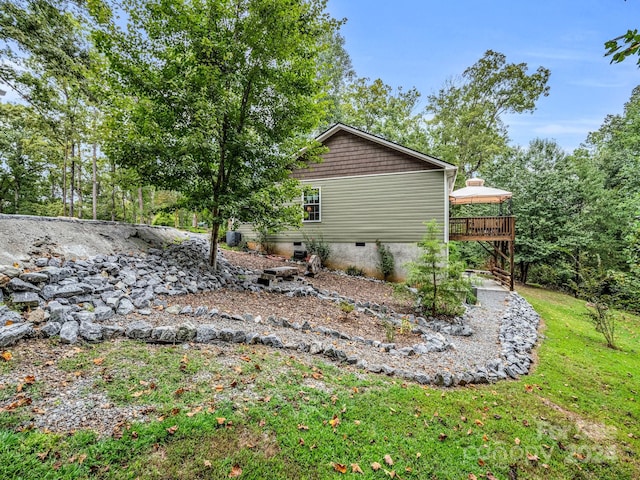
[{"xmin": 0, "ymin": 286, "xmax": 638, "ymax": 479}]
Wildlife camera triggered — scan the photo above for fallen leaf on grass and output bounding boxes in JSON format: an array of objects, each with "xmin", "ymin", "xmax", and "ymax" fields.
[
  {"xmin": 174, "ymin": 387, "xmax": 185, "ymax": 396},
  {"xmin": 166, "ymin": 425, "xmax": 178, "ymax": 435},
  {"xmin": 332, "ymin": 462, "xmax": 347, "ymax": 474},
  {"xmin": 371, "ymin": 462, "xmax": 382, "ymax": 471},
  {"xmin": 216, "ymin": 417, "xmax": 226, "ymax": 425},
  {"xmin": 384, "ymin": 454, "xmax": 394, "ymax": 465},
  {"xmin": 204, "ymin": 460, "xmax": 212, "ymax": 468},
  {"xmin": 186, "ymin": 406, "xmax": 203, "ymax": 417},
  {"xmin": 240, "ymin": 355, "xmax": 251, "ymax": 362},
  {"xmin": 2, "ymin": 397, "xmax": 32, "ymax": 411},
  {"xmin": 351, "ymin": 463, "xmax": 364, "ymax": 474},
  {"xmin": 514, "ymin": 437, "xmax": 521, "ymax": 445},
  {"xmin": 297, "ymin": 424, "xmax": 309, "ymax": 430},
  {"xmin": 474, "ymin": 419, "xmax": 484, "ymax": 427},
  {"xmin": 477, "ymin": 458, "xmax": 485, "ymax": 467},
  {"xmin": 438, "ymin": 433, "xmax": 448, "ymax": 441},
  {"xmin": 1, "ymin": 351, "xmax": 13, "ymax": 361},
  {"xmin": 93, "ymin": 358, "xmax": 104, "ymax": 366},
  {"xmin": 526, "ymin": 452, "xmax": 539, "ymax": 462},
  {"xmin": 228, "ymin": 464, "xmax": 242, "ymax": 477},
  {"xmin": 486, "ymin": 472, "xmax": 498, "ymax": 480},
  {"xmin": 468, "ymin": 474, "xmax": 477, "ymax": 480},
  {"xmin": 312, "ymin": 372, "xmax": 323, "ymax": 380},
  {"xmin": 329, "ymin": 415, "xmax": 340, "ymax": 429}
]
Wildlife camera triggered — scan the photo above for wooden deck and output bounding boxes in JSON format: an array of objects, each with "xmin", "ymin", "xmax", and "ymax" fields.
[{"xmin": 449, "ymin": 216, "xmax": 515, "ymax": 241}]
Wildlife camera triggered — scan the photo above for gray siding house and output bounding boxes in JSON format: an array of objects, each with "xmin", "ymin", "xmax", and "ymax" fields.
[{"xmin": 239, "ymin": 123, "xmax": 457, "ymax": 280}]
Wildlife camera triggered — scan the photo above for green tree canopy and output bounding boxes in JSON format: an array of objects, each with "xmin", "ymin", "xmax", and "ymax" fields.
[
  {"xmin": 426, "ymin": 50, "xmax": 550, "ymax": 180},
  {"xmin": 97, "ymin": 0, "xmax": 339, "ymax": 268}
]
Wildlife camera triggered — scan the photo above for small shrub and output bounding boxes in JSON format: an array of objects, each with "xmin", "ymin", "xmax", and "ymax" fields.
[
  {"xmin": 398, "ymin": 316, "xmax": 412, "ymax": 335},
  {"xmin": 382, "ymin": 317, "xmax": 395, "ymax": 342},
  {"xmin": 585, "ymin": 300, "xmax": 616, "ymax": 349},
  {"xmin": 345, "ymin": 265, "xmax": 364, "ymax": 277},
  {"xmin": 339, "ymin": 301, "xmax": 354, "ymax": 314},
  {"xmin": 303, "ymin": 232, "xmax": 331, "ymax": 266},
  {"xmin": 404, "ymin": 221, "xmax": 471, "ymax": 317},
  {"xmin": 376, "ymin": 240, "xmax": 395, "ymax": 281},
  {"xmin": 256, "ymin": 229, "xmax": 276, "ymax": 255}
]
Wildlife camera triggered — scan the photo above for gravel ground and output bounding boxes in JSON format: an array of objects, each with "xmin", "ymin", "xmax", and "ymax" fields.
[{"xmin": 0, "ymin": 249, "xmax": 511, "ymax": 435}]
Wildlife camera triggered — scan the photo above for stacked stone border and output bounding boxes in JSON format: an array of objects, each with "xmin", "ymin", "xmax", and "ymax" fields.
[{"xmin": 0, "ymin": 238, "xmax": 540, "ymax": 387}]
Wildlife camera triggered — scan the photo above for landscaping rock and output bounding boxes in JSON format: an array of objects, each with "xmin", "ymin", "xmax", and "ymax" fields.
[
  {"xmin": 6, "ymin": 277, "xmax": 40, "ymax": 292},
  {"xmin": 79, "ymin": 321, "xmax": 103, "ymax": 342},
  {"xmin": 10, "ymin": 291, "xmax": 40, "ymax": 309},
  {"xmin": 93, "ymin": 306, "xmax": 114, "ymax": 321},
  {"xmin": 0, "ymin": 322, "xmax": 33, "ymax": 347},
  {"xmin": 59, "ymin": 321, "xmax": 79, "ymax": 344},
  {"xmin": 40, "ymin": 321, "xmax": 61, "ymax": 337},
  {"xmin": 126, "ymin": 321, "xmax": 152, "ymax": 341},
  {"xmin": 116, "ymin": 298, "xmax": 135, "ymax": 315},
  {"xmin": 151, "ymin": 326, "xmax": 177, "ymax": 343}
]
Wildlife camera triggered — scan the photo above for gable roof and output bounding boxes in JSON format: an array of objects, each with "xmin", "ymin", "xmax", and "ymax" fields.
[{"xmin": 315, "ymin": 123, "xmax": 457, "ymax": 173}]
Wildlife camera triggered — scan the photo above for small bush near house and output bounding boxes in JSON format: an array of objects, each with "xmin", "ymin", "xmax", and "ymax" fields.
[
  {"xmin": 405, "ymin": 220, "xmax": 471, "ymax": 317},
  {"xmin": 303, "ymin": 232, "xmax": 331, "ymax": 266},
  {"xmin": 376, "ymin": 239, "xmax": 395, "ymax": 281},
  {"xmin": 345, "ymin": 265, "xmax": 364, "ymax": 276},
  {"xmin": 256, "ymin": 228, "xmax": 276, "ymax": 255}
]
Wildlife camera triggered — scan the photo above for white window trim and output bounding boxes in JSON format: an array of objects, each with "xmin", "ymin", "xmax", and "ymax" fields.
[{"xmin": 302, "ymin": 187, "xmax": 321, "ymax": 223}]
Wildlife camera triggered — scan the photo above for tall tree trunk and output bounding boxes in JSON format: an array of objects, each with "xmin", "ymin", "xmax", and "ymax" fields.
[
  {"xmin": 122, "ymin": 189, "xmax": 126, "ymax": 222},
  {"xmin": 192, "ymin": 212, "xmax": 197, "ymax": 228},
  {"xmin": 110, "ymin": 160, "xmax": 116, "ymax": 221},
  {"xmin": 138, "ymin": 186, "xmax": 143, "ymax": 224},
  {"xmin": 70, "ymin": 142, "xmax": 75, "ymax": 217},
  {"xmin": 209, "ymin": 209, "xmax": 221, "ymax": 270},
  {"xmin": 92, "ymin": 143, "xmax": 97, "ymax": 220},
  {"xmin": 63, "ymin": 142, "xmax": 68, "ymax": 216},
  {"xmin": 77, "ymin": 144, "xmax": 83, "ymax": 219},
  {"xmin": 573, "ymin": 249, "xmax": 581, "ymax": 298}
]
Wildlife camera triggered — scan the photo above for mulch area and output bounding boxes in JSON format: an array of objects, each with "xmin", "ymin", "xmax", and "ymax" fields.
[{"xmin": 163, "ymin": 249, "xmax": 422, "ymax": 348}]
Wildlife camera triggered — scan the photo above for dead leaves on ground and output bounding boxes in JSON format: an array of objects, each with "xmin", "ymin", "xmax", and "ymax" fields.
[{"xmin": 228, "ymin": 464, "xmax": 242, "ymax": 477}]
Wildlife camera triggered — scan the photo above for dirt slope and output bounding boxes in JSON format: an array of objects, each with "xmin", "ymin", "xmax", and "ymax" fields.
[{"xmin": 0, "ymin": 214, "xmax": 196, "ymax": 265}]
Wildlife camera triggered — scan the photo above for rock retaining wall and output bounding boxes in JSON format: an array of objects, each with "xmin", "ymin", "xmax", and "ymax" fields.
[{"xmin": 0, "ymin": 236, "xmax": 541, "ymax": 387}]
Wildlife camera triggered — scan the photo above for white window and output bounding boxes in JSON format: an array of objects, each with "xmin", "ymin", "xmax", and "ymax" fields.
[{"xmin": 303, "ymin": 187, "xmax": 321, "ymax": 222}]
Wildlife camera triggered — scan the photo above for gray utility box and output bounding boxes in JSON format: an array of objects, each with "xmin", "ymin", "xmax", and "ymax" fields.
[{"xmin": 226, "ymin": 231, "xmax": 242, "ymax": 247}]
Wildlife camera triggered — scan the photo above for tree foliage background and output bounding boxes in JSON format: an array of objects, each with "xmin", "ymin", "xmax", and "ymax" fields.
[{"xmin": 0, "ymin": 0, "xmax": 638, "ymax": 309}]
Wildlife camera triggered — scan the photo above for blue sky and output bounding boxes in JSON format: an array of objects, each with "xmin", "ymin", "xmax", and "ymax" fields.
[{"xmin": 326, "ymin": 0, "xmax": 640, "ymax": 152}]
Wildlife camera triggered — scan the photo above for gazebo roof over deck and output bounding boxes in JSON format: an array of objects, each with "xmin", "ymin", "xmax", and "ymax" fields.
[{"xmin": 449, "ymin": 178, "xmax": 512, "ymax": 205}]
